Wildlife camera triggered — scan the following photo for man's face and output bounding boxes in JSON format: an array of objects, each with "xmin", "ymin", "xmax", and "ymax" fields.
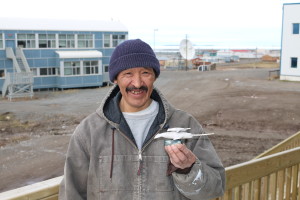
[{"xmin": 114, "ymin": 67, "xmax": 156, "ymax": 112}]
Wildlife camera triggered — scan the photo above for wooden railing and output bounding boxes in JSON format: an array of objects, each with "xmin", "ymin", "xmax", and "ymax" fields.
[
  {"xmin": 0, "ymin": 176, "xmax": 62, "ymax": 200},
  {"xmin": 212, "ymin": 131, "xmax": 300, "ymax": 200},
  {"xmin": 1, "ymin": 131, "xmax": 299, "ymax": 200},
  {"xmin": 254, "ymin": 131, "xmax": 300, "ymax": 159},
  {"xmin": 215, "ymin": 147, "xmax": 300, "ymax": 200}
]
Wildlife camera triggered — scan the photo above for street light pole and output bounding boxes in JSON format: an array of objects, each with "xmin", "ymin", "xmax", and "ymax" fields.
[{"xmin": 153, "ymin": 29, "xmax": 158, "ymax": 53}]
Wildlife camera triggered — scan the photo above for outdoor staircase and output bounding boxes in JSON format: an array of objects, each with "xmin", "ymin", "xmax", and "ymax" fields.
[
  {"xmin": 17, "ymin": 58, "xmax": 27, "ymax": 72},
  {"xmin": 2, "ymin": 47, "xmax": 34, "ymax": 100}
]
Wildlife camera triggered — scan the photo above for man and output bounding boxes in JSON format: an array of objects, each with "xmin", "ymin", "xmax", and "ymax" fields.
[{"xmin": 59, "ymin": 39, "xmax": 225, "ymax": 200}]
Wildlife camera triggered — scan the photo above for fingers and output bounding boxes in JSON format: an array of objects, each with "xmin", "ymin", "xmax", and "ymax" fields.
[{"xmin": 165, "ymin": 144, "xmax": 196, "ymax": 169}]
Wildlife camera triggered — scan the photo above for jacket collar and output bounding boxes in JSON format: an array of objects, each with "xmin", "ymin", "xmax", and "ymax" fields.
[{"xmin": 97, "ymin": 84, "xmax": 172, "ymax": 148}]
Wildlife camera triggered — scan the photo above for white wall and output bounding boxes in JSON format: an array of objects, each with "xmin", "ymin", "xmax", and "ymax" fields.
[{"xmin": 281, "ymin": 3, "xmax": 300, "ymax": 81}]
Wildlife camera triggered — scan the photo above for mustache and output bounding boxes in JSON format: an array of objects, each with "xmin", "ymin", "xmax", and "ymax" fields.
[{"xmin": 126, "ymin": 86, "xmax": 148, "ymax": 92}]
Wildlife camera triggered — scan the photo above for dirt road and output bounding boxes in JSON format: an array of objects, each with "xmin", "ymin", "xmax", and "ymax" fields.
[{"xmin": 1, "ymin": 64, "xmax": 300, "ymax": 192}]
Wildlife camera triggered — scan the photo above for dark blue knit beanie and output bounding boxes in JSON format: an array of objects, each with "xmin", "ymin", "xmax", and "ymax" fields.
[{"xmin": 109, "ymin": 39, "xmax": 160, "ymax": 82}]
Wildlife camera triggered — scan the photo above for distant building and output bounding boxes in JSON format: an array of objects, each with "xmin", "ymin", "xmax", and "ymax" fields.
[
  {"xmin": 280, "ymin": 3, "xmax": 300, "ymax": 81},
  {"xmin": 261, "ymin": 55, "xmax": 279, "ymax": 62},
  {"xmin": 0, "ymin": 18, "xmax": 128, "ymax": 98}
]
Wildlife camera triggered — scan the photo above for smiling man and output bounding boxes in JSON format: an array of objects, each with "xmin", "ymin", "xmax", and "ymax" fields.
[{"xmin": 59, "ymin": 39, "xmax": 225, "ymax": 200}]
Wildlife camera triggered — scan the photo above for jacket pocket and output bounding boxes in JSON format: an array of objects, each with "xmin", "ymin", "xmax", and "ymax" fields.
[
  {"xmin": 98, "ymin": 155, "xmax": 138, "ymax": 192},
  {"xmin": 142, "ymin": 155, "xmax": 174, "ymax": 192}
]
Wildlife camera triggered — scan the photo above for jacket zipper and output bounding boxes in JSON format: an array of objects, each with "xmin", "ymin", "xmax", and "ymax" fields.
[{"xmin": 137, "ymin": 150, "xmax": 143, "ymax": 176}]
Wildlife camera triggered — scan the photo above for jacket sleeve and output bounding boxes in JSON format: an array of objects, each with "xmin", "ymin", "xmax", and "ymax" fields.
[
  {"xmin": 59, "ymin": 124, "xmax": 90, "ymax": 200},
  {"xmin": 171, "ymin": 117, "xmax": 225, "ymax": 200}
]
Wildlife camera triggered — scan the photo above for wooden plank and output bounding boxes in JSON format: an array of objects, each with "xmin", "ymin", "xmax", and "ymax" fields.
[
  {"xmin": 277, "ymin": 169, "xmax": 285, "ymax": 200},
  {"xmin": 285, "ymin": 167, "xmax": 292, "ymax": 200},
  {"xmin": 233, "ymin": 186, "xmax": 242, "ymax": 200},
  {"xmin": 297, "ymin": 164, "xmax": 300, "ymax": 200},
  {"xmin": 253, "ymin": 179, "xmax": 261, "ymax": 200},
  {"xmin": 243, "ymin": 183, "xmax": 251, "ymax": 200},
  {"xmin": 226, "ymin": 147, "xmax": 300, "ymax": 189},
  {"xmin": 260, "ymin": 176, "xmax": 268, "ymax": 200},
  {"xmin": 291, "ymin": 165, "xmax": 298, "ymax": 200},
  {"xmin": 223, "ymin": 190, "xmax": 230, "ymax": 200},
  {"xmin": 0, "ymin": 176, "xmax": 62, "ymax": 200},
  {"xmin": 269, "ymin": 173, "xmax": 277, "ymax": 200}
]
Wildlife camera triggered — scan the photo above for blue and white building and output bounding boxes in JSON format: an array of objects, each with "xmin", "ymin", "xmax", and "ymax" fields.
[
  {"xmin": 0, "ymin": 18, "xmax": 128, "ymax": 99},
  {"xmin": 280, "ymin": 3, "xmax": 300, "ymax": 81}
]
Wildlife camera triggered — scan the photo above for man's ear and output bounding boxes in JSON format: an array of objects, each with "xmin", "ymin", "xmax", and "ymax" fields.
[{"xmin": 114, "ymin": 80, "xmax": 118, "ymax": 84}]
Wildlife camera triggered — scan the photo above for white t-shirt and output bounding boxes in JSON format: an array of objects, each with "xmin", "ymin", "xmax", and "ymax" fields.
[{"xmin": 122, "ymin": 100, "xmax": 159, "ymax": 150}]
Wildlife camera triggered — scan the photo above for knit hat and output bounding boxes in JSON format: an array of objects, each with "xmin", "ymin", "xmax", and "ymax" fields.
[{"xmin": 109, "ymin": 39, "xmax": 160, "ymax": 82}]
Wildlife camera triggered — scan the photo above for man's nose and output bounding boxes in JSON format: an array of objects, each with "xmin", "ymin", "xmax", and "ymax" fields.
[{"xmin": 131, "ymin": 74, "xmax": 143, "ymax": 88}]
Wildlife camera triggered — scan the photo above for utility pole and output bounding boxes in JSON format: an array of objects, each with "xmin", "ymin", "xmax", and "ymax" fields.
[
  {"xmin": 153, "ymin": 29, "xmax": 158, "ymax": 53},
  {"xmin": 186, "ymin": 34, "xmax": 188, "ymax": 71}
]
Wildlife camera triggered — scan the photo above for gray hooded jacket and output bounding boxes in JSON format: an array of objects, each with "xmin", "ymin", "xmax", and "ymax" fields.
[{"xmin": 59, "ymin": 85, "xmax": 225, "ymax": 200}]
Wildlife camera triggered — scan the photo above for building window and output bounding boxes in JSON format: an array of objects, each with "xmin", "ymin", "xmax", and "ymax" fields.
[
  {"xmin": 104, "ymin": 34, "xmax": 127, "ymax": 48},
  {"xmin": 39, "ymin": 34, "xmax": 56, "ymax": 48},
  {"xmin": 83, "ymin": 61, "xmax": 99, "ymax": 75},
  {"xmin": 104, "ymin": 65, "xmax": 109, "ymax": 72},
  {"xmin": 0, "ymin": 33, "xmax": 3, "ymax": 48},
  {"xmin": 31, "ymin": 68, "xmax": 38, "ymax": 76},
  {"xmin": 112, "ymin": 35, "xmax": 126, "ymax": 47},
  {"xmin": 17, "ymin": 34, "xmax": 36, "ymax": 48},
  {"xmin": 291, "ymin": 57, "xmax": 298, "ymax": 68},
  {"xmin": 59, "ymin": 34, "xmax": 75, "ymax": 48},
  {"xmin": 293, "ymin": 23, "xmax": 299, "ymax": 34},
  {"xmin": 103, "ymin": 34, "xmax": 111, "ymax": 47},
  {"xmin": 0, "ymin": 69, "xmax": 5, "ymax": 78},
  {"xmin": 64, "ymin": 61, "xmax": 80, "ymax": 76},
  {"xmin": 40, "ymin": 67, "xmax": 59, "ymax": 76},
  {"xmin": 78, "ymin": 34, "xmax": 93, "ymax": 48}
]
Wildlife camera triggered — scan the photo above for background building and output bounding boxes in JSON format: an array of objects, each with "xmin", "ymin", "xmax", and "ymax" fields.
[
  {"xmin": 280, "ymin": 3, "xmax": 300, "ymax": 81},
  {"xmin": 0, "ymin": 18, "xmax": 128, "ymax": 99}
]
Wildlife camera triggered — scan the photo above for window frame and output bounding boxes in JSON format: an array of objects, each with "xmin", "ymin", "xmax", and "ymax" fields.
[
  {"xmin": 59, "ymin": 34, "xmax": 75, "ymax": 48},
  {"xmin": 291, "ymin": 57, "xmax": 298, "ymax": 68},
  {"xmin": 64, "ymin": 61, "xmax": 81, "ymax": 76},
  {"xmin": 17, "ymin": 33, "xmax": 36, "ymax": 48},
  {"xmin": 31, "ymin": 68, "xmax": 38, "ymax": 77},
  {"xmin": 292, "ymin": 23, "xmax": 300, "ymax": 34},
  {"xmin": 39, "ymin": 67, "xmax": 59, "ymax": 76},
  {"xmin": 0, "ymin": 69, "xmax": 5, "ymax": 79},
  {"xmin": 0, "ymin": 33, "xmax": 4, "ymax": 49},
  {"xmin": 104, "ymin": 64, "xmax": 109, "ymax": 72},
  {"xmin": 103, "ymin": 34, "xmax": 127, "ymax": 48},
  {"xmin": 77, "ymin": 34, "xmax": 93, "ymax": 48},
  {"xmin": 38, "ymin": 34, "xmax": 56, "ymax": 48},
  {"xmin": 83, "ymin": 60, "xmax": 99, "ymax": 75}
]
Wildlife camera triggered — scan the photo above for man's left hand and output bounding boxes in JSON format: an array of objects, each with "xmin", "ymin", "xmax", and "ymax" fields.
[{"xmin": 164, "ymin": 144, "xmax": 196, "ymax": 169}]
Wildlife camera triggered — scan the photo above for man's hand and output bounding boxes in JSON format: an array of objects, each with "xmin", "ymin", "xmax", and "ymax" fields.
[{"xmin": 164, "ymin": 144, "xmax": 196, "ymax": 169}]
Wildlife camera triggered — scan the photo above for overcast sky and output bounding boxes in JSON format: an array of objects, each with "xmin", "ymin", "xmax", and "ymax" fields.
[{"xmin": 1, "ymin": 0, "xmax": 299, "ymax": 49}]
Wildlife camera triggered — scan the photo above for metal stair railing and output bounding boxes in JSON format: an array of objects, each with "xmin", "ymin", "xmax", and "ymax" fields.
[
  {"xmin": 3, "ymin": 72, "xmax": 34, "ymax": 100},
  {"xmin": 16, "ymin": 58, "xmax": 26, "ymax": 72},
  {"xmin": 16, "ymin": 47, "xmax": 31, "ymax": 72},
  {"xmin": 5, "ymin": 47, "xmax": 21, "ymax": 72},
  {"xmin": 1, "ymin": 73, "xmax": 11, "ymax": 98}
]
